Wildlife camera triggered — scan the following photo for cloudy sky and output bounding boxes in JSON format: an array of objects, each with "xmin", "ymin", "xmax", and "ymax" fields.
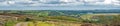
[{"xmin": 0, "ymin": 0, "xmax": 120, "ymax": 10}]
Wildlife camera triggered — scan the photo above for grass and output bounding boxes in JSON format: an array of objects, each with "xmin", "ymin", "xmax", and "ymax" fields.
[
  {"xmin": 28, "ymin": 22, "xmax": 34, "ymax": 26},
  {"xmin": 14, "ymin": 21, "xmax": 82, "ymax": 26},
  {"xmin": 5, "ymin": 20, "xmax": 18, "ymax": 26},
  {"xmin": 14, "ymin": 21, "xmax": 55, "ymax": 26}
]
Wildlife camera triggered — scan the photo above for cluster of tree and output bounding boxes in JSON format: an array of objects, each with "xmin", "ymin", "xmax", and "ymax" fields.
[{"xmin": 81, "ymin": 14, "xmax": 120, "ymax": 26}]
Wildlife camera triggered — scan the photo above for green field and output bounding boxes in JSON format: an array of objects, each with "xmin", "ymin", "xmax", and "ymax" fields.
[{"xmin": 0, "ymin": 10, "xmax": 120, "ymax": 26}]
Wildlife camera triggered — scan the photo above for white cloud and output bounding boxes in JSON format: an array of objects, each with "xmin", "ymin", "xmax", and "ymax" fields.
[
  {"xmin": 7, "ymin": 1, "xmax": 15, "ymax": 4},
  {"xmin": 0, "ymin": 2, "xmax": 10, "ymax": 6},
  {"xmin": 103, "ymin": 0, "xmax": 112, "ymax": 4},
  {"xmin": 0, "ymin": 0, "xmax": 5, "ymax": 2},
  {"xmin": 112, "ymin": 0, "xmax": 120, "ymax": 5},
  {"xmin": 13, "ymin": 0, "xmax": 32, "ymax": 2},
  {"xmin": 0, "ymin": 0, "xmax": 120, "ymax": 6},
  {"xmin": 84, "ymin": 0, "xmax": 104, "ymax": 2},
  {"xmin": 84, "ymin": 0, "xmax": 120, "ymax": 6},
  {"xmin": 60, "ymin": 0, "xmax": 77, "ymax": 3}
]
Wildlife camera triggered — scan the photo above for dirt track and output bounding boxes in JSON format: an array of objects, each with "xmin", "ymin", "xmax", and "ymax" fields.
[{"xmin": 15, "ymin": 22, "xmax": 28, "ymax": 26}]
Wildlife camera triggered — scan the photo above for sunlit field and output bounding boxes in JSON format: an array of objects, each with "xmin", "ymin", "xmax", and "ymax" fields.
[{"xmin": 0, "ymin": 10, "xmax": 120, "ymax": 26}]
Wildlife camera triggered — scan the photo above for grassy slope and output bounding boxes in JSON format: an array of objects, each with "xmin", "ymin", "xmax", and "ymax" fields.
[{"xmin": 15, "ymin": 21, "xmax": 81, "ymax": 26}]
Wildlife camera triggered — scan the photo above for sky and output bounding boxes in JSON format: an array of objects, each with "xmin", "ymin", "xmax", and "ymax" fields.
[{"xmin": 0, "ymin": 0, "xmax": 120, "ymax": 10}]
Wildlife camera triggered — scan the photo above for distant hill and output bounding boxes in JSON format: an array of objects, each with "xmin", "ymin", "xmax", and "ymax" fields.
[{"xmin": 0, "ymin": 10, "xmax": 120, "ymax": 16}]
